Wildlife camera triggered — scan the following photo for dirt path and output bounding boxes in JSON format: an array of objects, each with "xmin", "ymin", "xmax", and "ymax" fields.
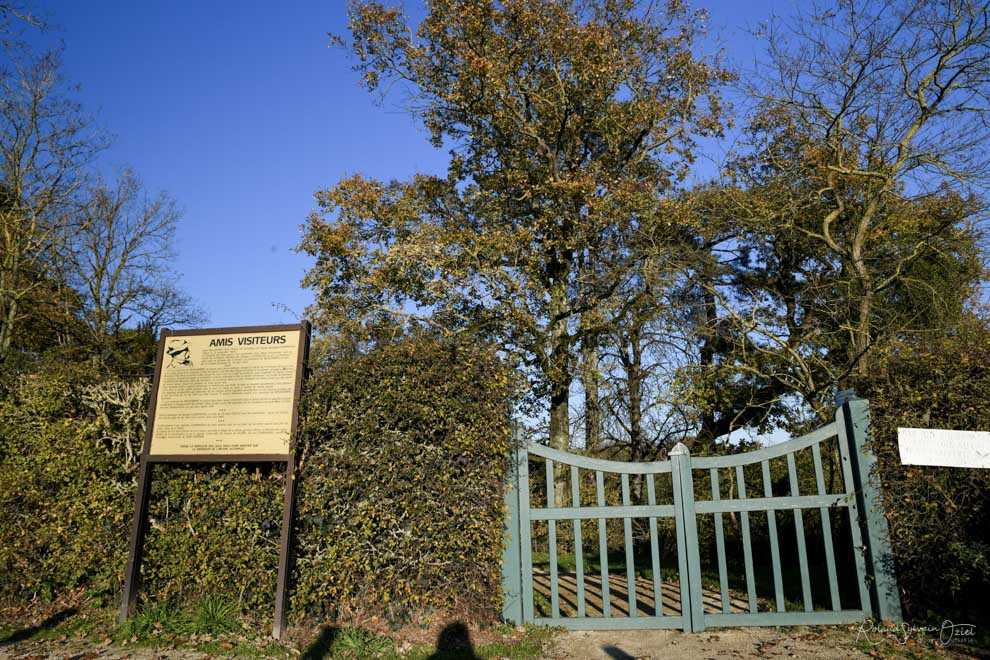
[
  {"xmin": 1, "ymin": 639, "xmax": 210, "ymax": 659},
  {"xmin": 548, "ymin": 627, "xmax": 872, "ymax": 659}
]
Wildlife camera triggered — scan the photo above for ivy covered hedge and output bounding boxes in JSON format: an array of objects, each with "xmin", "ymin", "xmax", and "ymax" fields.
[
  {"xmin": 861, "ymin": 317, "xmax": 990, "ymax": 624},
  {"xmin": 0, "ymin": 371, "xmax": 135, "ymax": 605},
  {"xmin": 292, "ymin": 337, "xmax": 514, "ymax": 621},
  {"xmin": 0, "ymin": 335, "xmax": 513, "ymax": 625}
]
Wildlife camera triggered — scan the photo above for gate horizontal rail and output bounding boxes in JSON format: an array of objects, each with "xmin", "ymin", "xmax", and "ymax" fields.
[
  {"xmin": 694, "ymin": 494, "xmax": 848, "ymax": 513},
  {"xmin": 690, "ymin": 423, "xmax": 837, "ymax": 468},
  {"xmin": 529, "ymin": 505, "xmax": 675, "ymax": 520},
  {"xmin": 527, "ymin": 443, "xmax": 673, "ymax": 473}
]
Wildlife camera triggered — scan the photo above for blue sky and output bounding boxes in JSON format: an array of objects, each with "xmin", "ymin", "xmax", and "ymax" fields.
[{"xmin": 32, "ymin": 0, "xmax": 788, "ymax": 328}]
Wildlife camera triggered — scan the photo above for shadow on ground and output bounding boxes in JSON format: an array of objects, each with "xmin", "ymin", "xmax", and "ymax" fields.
[
  {"xmin": 300, "ymin": 625, "xmax": 341, "ymax": 660},
  {"xmin": 0, "ymin": 607, "xmax": 78, "ymax": 646},
  {"xmin": 428, "ymin": 622, "xmax": 479, "ymax": 659}
]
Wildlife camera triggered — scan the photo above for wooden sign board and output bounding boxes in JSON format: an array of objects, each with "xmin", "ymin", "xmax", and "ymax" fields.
[
  {"xmin": 120, "ymin": 323, "xmax": 311, "ymax": 639},
  {"xmin": 150, "ymin": 328, "xmax": 303, "ymax": 458},
  {"xmin": 897, "ymin": 428, "xmax": 990, "ymax": 469}
]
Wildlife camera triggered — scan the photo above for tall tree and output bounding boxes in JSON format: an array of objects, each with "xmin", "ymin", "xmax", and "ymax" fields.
[
  {"xmin": 300, "ymin": 0, "xmax": 728, "ymax": 452},
  {"xmin": 599, "ymin": 292, "xmax": 695, "ymax": 460},
  {"xmin": 671, "ymin": 0, "xmax": 989, "ymax": 430},
  {"xmin": 731, "ymin": 0, "xmax": 990, "ymax": 388},
  {"xmin": 0, "ymin": 50, "xmax": 102, "ymax": 365},
  {"xmin": 67, "ymin": 169, "xmax": 204, "ymax": 369}
]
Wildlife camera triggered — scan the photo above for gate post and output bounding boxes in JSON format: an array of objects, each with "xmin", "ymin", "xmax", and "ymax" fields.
[
  {"xmin": 837, "ymin": 397, "xmax": 904, "ymax": 623},
  {"xmin": 671, "ymin": 442, "xmax": 704, "ymax": 632},
  {"xmin": 501, "ymin": 427, "xmax": 525, "ymax": 625}
]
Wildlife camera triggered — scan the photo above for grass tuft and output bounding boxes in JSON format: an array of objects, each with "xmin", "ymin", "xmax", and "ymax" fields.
[
  {"xmin": 189, "ymin": 594, "xmax": 241, "ymax": 634},
  {"xmin": 118, "ymin": 594, "xmax": 243, "ymax": 642},
  {"xmin": 330, "ymin": 627, "xmax": 394, "ymax": 658}
]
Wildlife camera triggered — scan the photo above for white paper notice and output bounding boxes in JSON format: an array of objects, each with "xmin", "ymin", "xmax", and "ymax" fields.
[{"xmin": 897, "ymin": 428, "xmax": 990, "ymax": 468}]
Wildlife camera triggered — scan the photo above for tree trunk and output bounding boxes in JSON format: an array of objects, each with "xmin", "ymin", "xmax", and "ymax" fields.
[
  {"xmin": 628, "ymin": 340, "xmax": 644, "ymax": 462},
  {"xmin": 0, "ymin": 297, "xmax": 17, "ymax": 365},
  {"xmin": 549, "ymin": 369, "xmax": 571, "ymax": 506},
  {"xmin": 853, "ymin": 288, "xmax": 874, "ymax": 379},
  {"xmin": 697, "ymin": 287, "xmax": 718, "ymax": 451},
  {"xmin": 548, "ymin": 279, "xmax": 572, "ymax": 453},
  {"xmin": 581, "ymin": 339, "xmax": 601, "ymax": 452},
  {"xmin": 548, "ymin": 277, "xmax": 572, "ymax": 506},
  {"xmin": 549, "ymin": 377, "xmax": 570, "ymax": 453}
]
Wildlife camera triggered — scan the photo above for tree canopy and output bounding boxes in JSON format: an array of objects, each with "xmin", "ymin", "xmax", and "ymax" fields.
[
  {"xmin": 301, "ymin": 0, "xmax": 731, "ymax": 452},
  {"xmin": 301, "ymin": 0, "xmax": 990, "ymax": 453},
  {"xmin": 0, "ymin": 42, "xmax": 202, "ymax": 380}
]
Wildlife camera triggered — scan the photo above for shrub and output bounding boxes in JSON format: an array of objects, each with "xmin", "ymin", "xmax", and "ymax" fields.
[
  {"xmin": 0, "ymin": 371, "xmax": 285, "ymax": 613},
  {"xmin": 859, "ymin": 315, "xmax": 990, "ymax": 624},
  {"xmin": 139, "ymin": 463, "xmax": 285, "ymax": 613},
  {"xmin": 292, "ymin": 335, "xmax": 514, "ymax": 622},
  {"xmin": 0, "ymin": 334, "xmax": 514, "ymax": 627},
  {"xmin": 0, "ymin": 370, "xmax": 133, "ymax": 603}
]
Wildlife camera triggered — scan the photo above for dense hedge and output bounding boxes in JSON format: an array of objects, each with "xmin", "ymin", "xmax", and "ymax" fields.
[
  {"xmin": 0, "ymin": 370, "xmax": 289, "ymax": 613},
  {"xmin": 141, "ymin": 464, "xmax": 285, "ymax": 613},
  {"xmin": 292, "ymin": 337, "xmax": 514, "ymax": 621},
  {"xmin": 860, "ymin": 318, "xmax": 990, "ymax": 624},
  {"xmin": 0, "ymin": 335, "xmax": 513, "ymax": 625},
  {"xmin": 0, "ymin": 371, "xmax": 133, "ymax": 604}
]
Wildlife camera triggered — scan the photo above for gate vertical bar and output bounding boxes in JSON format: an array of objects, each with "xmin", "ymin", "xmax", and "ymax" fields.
[
  {"xmin": 595, "ymin": 470, "xmax": 611, "ymax": 618},
  {"xmin": 812, "ymin": 442, "xmax": 841, "ymax": 611},
  {"xmin": 517, "ymin": 444, "xmax": 534, "ymax": 623},
  {"xmin": 735, "ymin": 465, "xmax": 758, "ymax": 613},
  {"xmin": 835, "ymin": 403, "xmax": 873, "ymax": 617},
  {"xmin": 621, "ymin": 474, "xmax": 636, "ymax": 617},
  {"xmin": 787, "ymin": 453, "xmax": 814, "ymax": 612},
  {"xmin": 501, "ymin": 431, "xmax": 524, "ymax": 624},
  {"xmin": 545, "ymin": 459, "xmax": 560, "ymax": 619},
  {"xmin": 840, "ymin": 397, "xmax": 904, "ymax": 623},
  {"xmin": 671, "ymin": 465, "xmax": 691, "ymax": 630},
  {"xmin": 646, "ymin": 474, "xmax": 663, "ymax": 617},
  {"xmin": 671, "ymin": 443, "xmax": 704, "ymax": 632},
  {"xmin": 710, "ymin": 469, "xmax": 730, "ymax": 614},
  {"xmin": 761, "ymin": 460, "xmax": 786, "ymax": 612},
  {"xmin": 571, "ymin": 465, "xmax": 586, "ymax": 618}
]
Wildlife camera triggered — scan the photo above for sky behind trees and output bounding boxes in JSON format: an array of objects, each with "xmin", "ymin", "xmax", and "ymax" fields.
[{"xmin": 32, "ymin": 0, "xmax": 785, "ymax": 327}]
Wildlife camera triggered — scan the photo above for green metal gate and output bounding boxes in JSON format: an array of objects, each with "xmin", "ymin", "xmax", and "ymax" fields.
[{"xmin": 502, "ymin": 397, "xmax": 903, "ymax": 631}]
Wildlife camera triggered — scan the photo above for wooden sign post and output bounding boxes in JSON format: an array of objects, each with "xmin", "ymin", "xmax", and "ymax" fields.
[{"xmin": 119, "ymin": 322, "xmax": 311, "ymax": 639}]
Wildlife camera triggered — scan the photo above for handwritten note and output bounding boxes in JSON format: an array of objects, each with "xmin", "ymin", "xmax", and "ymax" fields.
[{"xmin": 897, "ymin": 428, "xmax": 990, "ymax": 468}]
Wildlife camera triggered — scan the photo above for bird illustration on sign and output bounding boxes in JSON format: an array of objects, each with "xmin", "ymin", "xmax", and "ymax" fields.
[{"xmin": 166, "ymin": 339, "xmax": 192, "ymax": 367}]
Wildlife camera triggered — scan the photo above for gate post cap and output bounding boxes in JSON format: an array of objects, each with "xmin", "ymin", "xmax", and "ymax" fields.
[
  {"xmin": 835, "ymin": 389, "xmax": 860, "ymax": 407},
  {"xmin": 670, "ymin": 442, "xmax": 690, "ymax": 456}
]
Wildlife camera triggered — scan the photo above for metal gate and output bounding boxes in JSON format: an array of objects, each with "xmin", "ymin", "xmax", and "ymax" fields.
[{"xmin": 501, "ymin": 397, "xmax": 903, "ymax": 631}]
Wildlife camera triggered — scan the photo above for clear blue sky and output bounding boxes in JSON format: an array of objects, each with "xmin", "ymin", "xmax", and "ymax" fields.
[{"xmin": 32, "ymin": 0, "xmax": 786, "ymax": 329}]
